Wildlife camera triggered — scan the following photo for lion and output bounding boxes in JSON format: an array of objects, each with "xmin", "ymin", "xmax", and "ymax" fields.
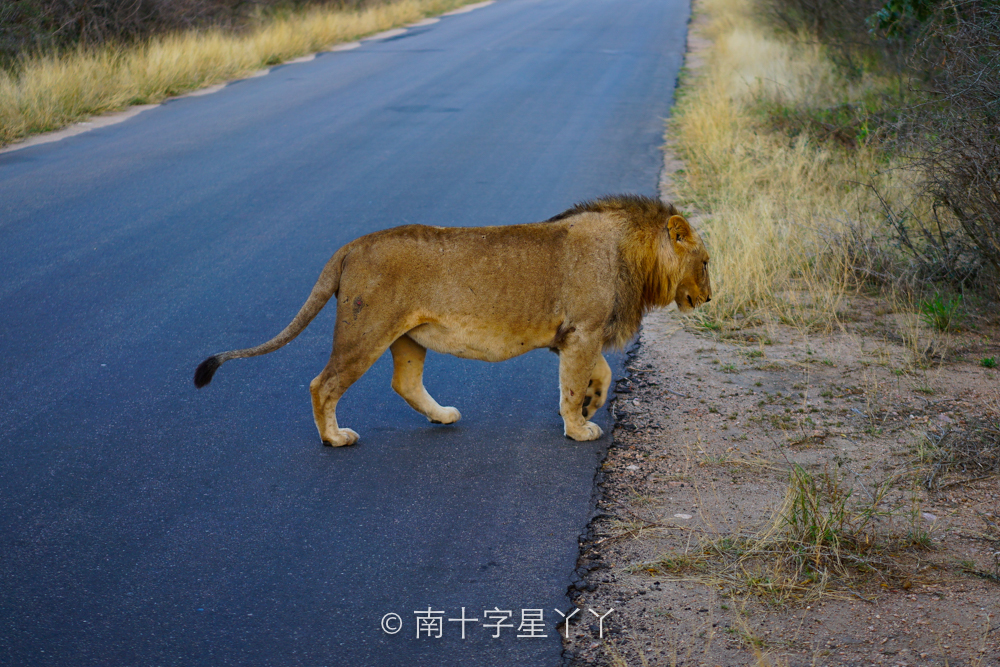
[{"xmin": 194, "ymin": 194, "xmax": 711, "ymax": 446}]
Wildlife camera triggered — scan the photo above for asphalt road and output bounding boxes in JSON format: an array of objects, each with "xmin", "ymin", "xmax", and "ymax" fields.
[{"xmin": 0, "ymin": 0, "xmax": 690, "ymax": 664}]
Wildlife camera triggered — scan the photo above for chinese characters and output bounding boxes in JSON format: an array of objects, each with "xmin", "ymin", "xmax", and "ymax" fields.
[{"xmin": 380, "ymin": 606, "xmax": 615, "ymax": 639}]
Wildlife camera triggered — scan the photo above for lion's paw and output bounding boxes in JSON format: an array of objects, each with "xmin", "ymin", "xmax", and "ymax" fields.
[
  {"xmin": 322, "ymin": 428, "xmax": 359, "ymax": 447},
  {"xmin": 429, "ymin": 407, "xmax": 461, "ymax": 425},
  {"xmin": 564, "ymin": 421, "xmax": 603, "ymax": 442}
]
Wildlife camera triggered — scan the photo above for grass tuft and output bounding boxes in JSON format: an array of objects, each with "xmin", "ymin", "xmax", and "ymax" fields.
[
  {"xmin": 919, "ymin": 294, "xmax": 963, "ymax": 332},
  {"xmin": 646, "ymin": 463, "xmax": 932, "ymax": 603}
]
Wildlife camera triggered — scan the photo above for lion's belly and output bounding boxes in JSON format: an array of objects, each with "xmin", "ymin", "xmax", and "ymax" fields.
[{"xmin": 405, "ymin": 321, "xmax": 556, "ymax": 362}]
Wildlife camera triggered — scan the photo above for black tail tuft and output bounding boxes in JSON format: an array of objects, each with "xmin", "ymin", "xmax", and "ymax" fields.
[{"xmin": 194, "ymin": 355, "xmax": 223, "ymax": 388}]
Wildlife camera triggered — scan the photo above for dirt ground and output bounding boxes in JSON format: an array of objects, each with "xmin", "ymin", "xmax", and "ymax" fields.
[{"xmin": 561, "ymin": 299, "xmax": 1000, "ymax": 667}]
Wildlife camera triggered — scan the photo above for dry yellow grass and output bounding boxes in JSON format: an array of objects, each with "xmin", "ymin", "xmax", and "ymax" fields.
[
  {"xmin": 0, "ymin": 0, "xmax": 479, "ymax": 146},
  {"xmin": 668, "ymin": 0, "xmax": 917, "ymax": 324}
]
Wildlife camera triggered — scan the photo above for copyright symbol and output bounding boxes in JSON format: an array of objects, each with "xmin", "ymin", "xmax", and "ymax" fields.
[{"xmin": 381, "ymin": 612, "xmax": 402, "ymax": 635}]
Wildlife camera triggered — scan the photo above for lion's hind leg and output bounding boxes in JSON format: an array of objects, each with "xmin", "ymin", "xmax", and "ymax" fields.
[
  {"xmin": 310, "ymin": 370, "xmax": 360, "ymax": 447},
  {"xmin": 390, "ymin": 334, "xmax": 461, "ymax": 425},
  {"xmin": 311, "ymin": 317, "xmax": 407, "ymax": 447},
  {"xmin": 582, "ymin": 353, "xmax": 612, "ymax": 420}
]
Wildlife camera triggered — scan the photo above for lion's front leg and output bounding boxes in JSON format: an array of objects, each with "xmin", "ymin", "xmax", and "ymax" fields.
[
  {"xmin": 558, "ymin": 335, "xmax": 604, "ymax": 441},
  {"xmin": 582, "ymin": 353, "xmax": 612, "ymax": 420},
  {"xmin": 390, "ymin": 334, "xmax": 461, "ymax": 425}
]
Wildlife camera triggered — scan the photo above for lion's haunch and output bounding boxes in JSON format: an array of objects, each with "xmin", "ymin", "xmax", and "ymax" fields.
[{"xmin": 193, "ymin": 194, "xmax": 711, "ymax": 446}]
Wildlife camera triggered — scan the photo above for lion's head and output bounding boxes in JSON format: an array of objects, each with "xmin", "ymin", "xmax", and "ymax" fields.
[{"xmin": 666, "ymin": 215, "xmax": 712, "ymax": 313}]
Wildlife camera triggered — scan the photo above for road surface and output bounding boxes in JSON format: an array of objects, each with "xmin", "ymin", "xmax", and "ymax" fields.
[{"xmin": 0, "ymin": 0, "xmax": 690, "ymax": 664}]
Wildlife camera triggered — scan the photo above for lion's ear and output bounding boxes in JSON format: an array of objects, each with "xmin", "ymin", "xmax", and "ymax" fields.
[{"xmin": 667, "ymin": 215, "xmax": 693, "ymax": 245}]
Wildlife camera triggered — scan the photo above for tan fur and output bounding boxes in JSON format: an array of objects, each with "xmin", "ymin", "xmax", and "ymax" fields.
[{"xmin": 194, "ymin": 194, "xmax": 711, "ymax": 446}]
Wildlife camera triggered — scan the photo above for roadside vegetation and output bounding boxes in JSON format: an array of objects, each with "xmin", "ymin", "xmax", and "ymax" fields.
[
  {"xmin": 0, "ymin": 0, "xmax": 479, "ymax": 147},
  {"xmin": 658, "ymin": 0, "xmax": 1000, "ymax": 596},
  {"xmin": 668, "ymin": 0, "xmax": 1000, "ymax": 326}
]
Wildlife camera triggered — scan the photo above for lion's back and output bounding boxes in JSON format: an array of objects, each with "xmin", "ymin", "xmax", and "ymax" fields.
[{"xmin": 337, "ymin": 218, "xmax": 617, "ymax": 327}]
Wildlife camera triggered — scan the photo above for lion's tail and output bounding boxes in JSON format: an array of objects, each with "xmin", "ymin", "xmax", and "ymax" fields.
[{"xmin": 194, "ymin": 245, "xmax": 349, "ymax": 389}]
